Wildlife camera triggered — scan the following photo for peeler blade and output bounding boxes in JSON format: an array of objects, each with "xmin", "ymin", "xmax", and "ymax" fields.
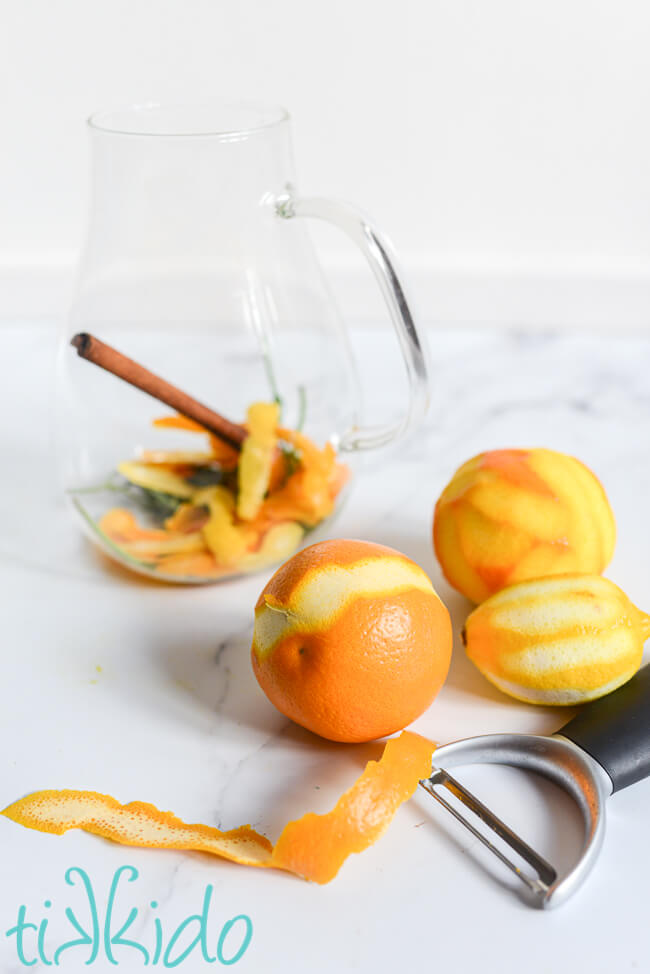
[
  {"xmin": 418, "ymin": 733, "xmax": 610, "ymax": 909},
  {"xmin": 420, "ymin": 768, "xmax": 557, "ymax": 902}
]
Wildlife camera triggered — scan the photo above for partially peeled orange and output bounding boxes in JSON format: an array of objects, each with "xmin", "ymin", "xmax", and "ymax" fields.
[{"xmin": 251, "ymin": 539, "xmax": 452, "ymax": 742}]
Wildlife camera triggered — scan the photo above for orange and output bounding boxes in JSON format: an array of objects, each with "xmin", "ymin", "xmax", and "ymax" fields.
[
  {"xmin": 433, "ymin": 448, "xmax": 616, "ymax": 603},
  {"xmin": 251, "ymin": 539, "xmax": 452, "ymax": 742}
]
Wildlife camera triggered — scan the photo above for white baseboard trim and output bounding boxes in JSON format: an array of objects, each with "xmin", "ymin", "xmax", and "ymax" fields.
[
  {"xmin": 334, "ymin": 256, "xmax": 650, "ymax": 333},
  {"xmin": 1, "ymin": 256, "xmax": 649, "ymax": 332}
]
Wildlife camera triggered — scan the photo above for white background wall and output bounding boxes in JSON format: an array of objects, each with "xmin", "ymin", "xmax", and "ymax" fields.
[{"xmin": 2, "ymin": 0, "xmax": 650, "ymax": 328}]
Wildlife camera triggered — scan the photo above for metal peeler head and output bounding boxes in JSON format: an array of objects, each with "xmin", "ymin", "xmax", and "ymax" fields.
[{"xmin": 420, "ymin": 733, "xmax": 613, "ymax": 909}]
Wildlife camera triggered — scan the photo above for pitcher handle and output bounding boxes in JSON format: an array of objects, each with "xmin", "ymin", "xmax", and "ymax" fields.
[{"xmin": 276, "ymin": 194, "xmax": 430, "ymax": 452}]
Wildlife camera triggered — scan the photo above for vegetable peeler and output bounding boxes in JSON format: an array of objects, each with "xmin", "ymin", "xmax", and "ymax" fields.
[{"xmin": 419, "ymin": 663, "xmax": 650, "ymax": 908}]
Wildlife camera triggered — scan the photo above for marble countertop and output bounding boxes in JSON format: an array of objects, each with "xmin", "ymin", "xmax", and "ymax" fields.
[{"xmin": 1, "ymin": 322, "xmax": 650, "ymax": 973}]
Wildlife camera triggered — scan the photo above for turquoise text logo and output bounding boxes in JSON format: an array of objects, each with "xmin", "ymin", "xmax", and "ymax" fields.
[{"xmin": 5, "ymin": 865, "xmax": 253, "ymax": 967}]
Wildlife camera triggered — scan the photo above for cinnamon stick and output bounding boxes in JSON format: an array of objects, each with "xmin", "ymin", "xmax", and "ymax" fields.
[{"xmin": 70, "ymin": 333, "xmax": 247, "ymax": 449}]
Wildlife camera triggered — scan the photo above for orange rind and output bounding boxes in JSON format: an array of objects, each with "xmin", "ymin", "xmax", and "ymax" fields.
[{"xmin": 2, "ymin": 731, "xmax": 435, "ymax": 884}]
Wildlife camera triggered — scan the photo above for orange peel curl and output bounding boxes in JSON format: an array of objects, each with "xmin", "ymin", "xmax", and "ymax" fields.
[{"xmin": 2, "ymin": 731, "xmax": 434, "ymax": 884}]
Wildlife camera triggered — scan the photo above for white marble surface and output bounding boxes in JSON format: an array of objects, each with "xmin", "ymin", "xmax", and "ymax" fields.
[{"xmin": 1, "ymin": 322, "xmax": 650, "ymax": 972}]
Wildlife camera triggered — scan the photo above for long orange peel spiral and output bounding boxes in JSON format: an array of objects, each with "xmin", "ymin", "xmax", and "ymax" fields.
[{"xmin": 1, "ymin": 731, "xmax": 434, "ymax": 884}]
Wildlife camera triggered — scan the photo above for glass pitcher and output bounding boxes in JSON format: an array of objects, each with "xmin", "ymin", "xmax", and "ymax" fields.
[{"xmin": 58, "ymin": 101, "xmax": 429, "ymax": 583}]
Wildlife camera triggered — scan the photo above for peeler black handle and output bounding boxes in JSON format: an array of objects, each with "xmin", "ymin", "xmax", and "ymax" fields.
[{"xmin": 559, "ymin": 663, "xmax": 650, "ymax": 793}]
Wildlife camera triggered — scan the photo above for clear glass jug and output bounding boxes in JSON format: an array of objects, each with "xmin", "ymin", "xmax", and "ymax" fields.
[{"xmin": 58, "ymin": 102, "xmax": 429, "ymax": 583}]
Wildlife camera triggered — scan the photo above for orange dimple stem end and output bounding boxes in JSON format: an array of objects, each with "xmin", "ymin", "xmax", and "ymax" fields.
[{"xmin": 1, "ymin": 731, "xmax": 435, "ymax": 885}]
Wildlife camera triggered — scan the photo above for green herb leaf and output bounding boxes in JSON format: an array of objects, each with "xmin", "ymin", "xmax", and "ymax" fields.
[
  {"xmin": 132, "ymin": 487, "xmax": 183, "ymax": 520},
  {"xmin": 278, "ymin": 441, "xmax": 302, "ymax": 482},
  {"xmin": 186, "ymin": 467, "xmax": 224, "ymax": 487}
]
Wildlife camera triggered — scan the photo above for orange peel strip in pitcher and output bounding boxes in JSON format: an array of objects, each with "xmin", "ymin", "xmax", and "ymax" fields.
[
  {"xmin": 2, "ymin": 731, "xmax": 434, "ymax": 884},
  {"xmin": 152, "ymin": 414, "xmax": 212, "ymax": 434},
  {"xmin": 152, "ymin": 413, "xmax": 240, "ymax": 467}
]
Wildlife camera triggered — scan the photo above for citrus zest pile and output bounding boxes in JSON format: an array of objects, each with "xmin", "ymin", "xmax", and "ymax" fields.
[
  {"xmin": 95, "ymin": 402, "xmax": 349, "ymax": 581},
  {"xmin": 2, "ymin": 731, "xmax": 434, "ymax": 884}
]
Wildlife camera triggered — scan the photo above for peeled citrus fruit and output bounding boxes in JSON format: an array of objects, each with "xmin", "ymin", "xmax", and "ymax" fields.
[
  {"xmin": 251, "ymin": 539, "xmax": 452, "ymax": 742},
  {"xmin": 463, "ymin": 573, "xmax": 650, "ymax": 705},
  {"xmin": 433, "ymin": 448, "xmax": 616, "ymax": 603}
]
